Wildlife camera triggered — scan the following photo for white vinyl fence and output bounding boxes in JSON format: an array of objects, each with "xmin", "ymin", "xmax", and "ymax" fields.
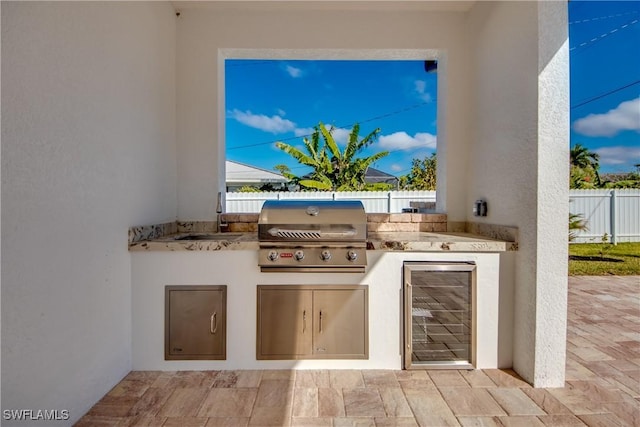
[
  {"xmin": 569, "ymin": 189, "xmax": 640, "ymax": 243},
  {"xmin": 226, "ymin": 191, "xmax": 437, "ymax": 214},
  {"xmin": 226, "ymin": 189, "xmax": 640, "ymax": 243}
]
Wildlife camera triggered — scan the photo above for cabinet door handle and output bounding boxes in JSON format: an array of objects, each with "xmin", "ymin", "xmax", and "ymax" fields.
[
  {"xmin": 319, "ymin": 310, "xmax": 323, "ymax": 333},
  {"xmin": 303, "ymin": 310, "xmax": 306, "ymax": 333},
  {"xmin": 210, "ymin": 312, "xmax": 217, "ymax": 334}
]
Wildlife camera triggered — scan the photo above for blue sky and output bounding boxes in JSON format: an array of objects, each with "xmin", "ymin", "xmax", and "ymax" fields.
[
  {"xmin": 569, "ymin": 0, "xmax": 640, "ymax": 173},
  {"xmin": 226, "ymin": 1, "xmax": 640, "ymax": 178}
]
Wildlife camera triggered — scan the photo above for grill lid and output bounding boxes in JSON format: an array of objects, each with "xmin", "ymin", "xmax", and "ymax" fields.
[{"xmin": 258, "ymin": 200, "xmax": 367, "ymax": 243}]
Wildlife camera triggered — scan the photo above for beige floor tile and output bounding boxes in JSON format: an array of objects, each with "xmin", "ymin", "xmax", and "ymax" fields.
[
  {"xmin": 488, "ymin": 388, "xmax": 545, "ymax": 416},
  {"xmin": 460, "ymin": 370, "xmax": 498, "ymax": 388},
  {"xmin": 211, "ymin": 371, "xmax": 238, "ymax": 388},
  {"xmin": 374, "ymin": 417, "xmax": 419, "ymax": 426},
  {"xmin": 343, "ymin": 388, "xmax": 386, "ymax": 418},
  {"xmin": 204, "ymin": 417, "xmax": 250, "ymax": 426},
  {"xmin": 262, "ymin": 369, "xmax": 296, "ymax": 380},
  {"xmin": 394, "ymin": 370, "xmax": 429, "ymax": 381},
  {"xmin": 197, "ymin": 388, "xmax": 258, "ymax": 417},
  {"xmin": 234, "ymin": 370, "xmax": 262, "ymax": 388},
  {"xmin": 74, "ymin": 415, "xmax": 126, "ymax": 426},
  {"xmin": 521, "ymin": 388, "xmax": 573, "ymax": 415},
  {"xmin": 378, "ymin": 387, "xmax": 413, "ymax": 417},
  {"xmin": 167, "ymin": 371, "xmax": 216, "ymax": 388},
  {"xmin": 107, "ymin": 379, "xmax": 151, "ymax": 398},
  {"xmin": 429, "ymin": 370, "xmax": 470, "ymax": 388},
  {"xmin": 331, "ymin": 370, "xmax": 365, "ymax": 389},
  {"xmin": 483, "ymin": 370, "xmax": 531, "ymax": 388},
  {"xmin": 296, "ymin": 370, "xmax": 330, "ymax": 388},
  {"xmin": 162, "ymin": 417, "xmax": 208, "ymax": 426},
  {"xmin": 438, "ymin": 387, "xmax": 506, "ymax": 417},
  {"xmin": 291, "ymin": 417, "xmax": 333, "ymax": 426},
  {"xmin": 333, "ymin": 416, "xmax": 376, "ymax": 426},
  {"xmin": 568, "ymin": 346, "xmax": 615, "ymax": 363},
  {"xmin": 255, "ymin": 379, "xmax": 295, "ymax": 408},
  {"xmin": 398, "ymin": 377, "xmax": 439, "ymax": 391},
  {"xmin": 125, "ymin": 414, "xmax": 168, "ymax": 426},
  {"xmin": 318, "ymin": 387, "xmax": 345, "ymax": 417},
  {"xmin": 158, "ymin": 388, "xmax": 209, "ymax": 417},
  {"xmin": 150, "ymin": 372, "xmax": 177, "ymax": 388},
  {"xmin": 457, "ymin": 416, "xmax": 503, "ymax": 427},
  {"xmin": 123, "ymin": 371, "xmax": 163, "ymax": 383},
  {"xmin": 403, "ymin": 388, "xmax": 459, "ymax": 426},
  {"xmin": 603, "ymin": 397, "xmax": 640, "ymax": 426},
  {"xmin": 127, "ymin": 387, "xmax": 174, "ymax": 417},
  {"xmin": 88, "ymin": 395, "xmax": 139, "ymax": 417},
  {"xmin": 293, "ymin": 387, "xmax": 319, "ymax": 417},
  {"xmin": 362, "ymin": 370, "xmax": 400, "ymax": 388},
  {"xmin": 248, "ymin": 406, "xmax": 292, "ymax": 426},
  {"xmin": 576, "ymin": 413, "xmax": 626, "ymax": 427},
  {"xmin": 537, "ymin": 414, "xmax": 587, "ymax": 426},
  {"xmin": 497, "ymin": 416, "xmax": 545, "ymax": 426}
]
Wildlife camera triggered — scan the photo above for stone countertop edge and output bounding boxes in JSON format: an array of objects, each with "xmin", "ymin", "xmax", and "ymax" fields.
[{"xmin": 128, "ymin": 230, "xmax": 517, "ymax": 252}]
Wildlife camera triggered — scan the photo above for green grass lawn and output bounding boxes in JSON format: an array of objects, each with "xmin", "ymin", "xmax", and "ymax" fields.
[{"xmin": 569, "ymin": 242, "xmax": 640, "ymax": 275}]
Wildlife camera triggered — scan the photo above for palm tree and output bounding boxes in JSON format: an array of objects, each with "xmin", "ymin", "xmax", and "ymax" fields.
[
  {"xmin": 276, "ymin": 122, "xmax": 389, "ymax": 191},
  {"xmin": 570, "ymin": 143, "xmax": 601, "ymax": 187}
]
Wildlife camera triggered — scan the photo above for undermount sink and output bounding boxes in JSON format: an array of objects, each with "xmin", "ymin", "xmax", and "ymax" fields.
[{"xmin": 174, "ymin": 233, "xmax": 244, "ymax": 241}]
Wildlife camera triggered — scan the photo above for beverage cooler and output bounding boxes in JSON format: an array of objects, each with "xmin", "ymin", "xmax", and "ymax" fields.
[{"xmin": 403, "ymin": 262, "xmax": 476, "ymax": 369}]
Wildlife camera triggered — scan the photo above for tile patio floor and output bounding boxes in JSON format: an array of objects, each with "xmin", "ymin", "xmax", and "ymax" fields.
[{"xmin": 76, "ymin": 276, "xmax": 640, "ymax": 426}]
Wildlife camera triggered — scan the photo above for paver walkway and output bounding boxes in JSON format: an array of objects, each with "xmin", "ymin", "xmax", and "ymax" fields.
[{"xmin": 76, "ymin": 276, "xmax": 640, "ymax": 426}]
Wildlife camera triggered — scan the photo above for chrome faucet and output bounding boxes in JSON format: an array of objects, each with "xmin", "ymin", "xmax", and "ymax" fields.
[{"xmin": 216, "ymin": 192, "xmax": 228, "ymax": 232}]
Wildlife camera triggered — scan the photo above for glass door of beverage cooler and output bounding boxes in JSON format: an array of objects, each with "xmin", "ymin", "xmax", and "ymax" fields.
[{"xmin": 403, "ymin": 262, "xmax": 475, "ymax": 369}]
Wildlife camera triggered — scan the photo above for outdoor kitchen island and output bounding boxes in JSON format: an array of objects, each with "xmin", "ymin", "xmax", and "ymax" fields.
[{"xmin": 130, "ymin": 222, "xmax": 517, "ymax": 372}]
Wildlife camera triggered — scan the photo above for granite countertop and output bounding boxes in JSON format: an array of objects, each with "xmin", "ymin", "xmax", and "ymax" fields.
[{"xmin": 128, "ymin": 231, "xmax": 517, "ymax": 252}]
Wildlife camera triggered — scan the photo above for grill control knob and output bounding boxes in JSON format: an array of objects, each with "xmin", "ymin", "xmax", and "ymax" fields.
[
  {"xmin": 346, "ymin": 250, "xmax": 358, "ymax": 262},
  {"xmin": 320, "ymin": 250, "xmax": 332, "ymax": 261},
  {"xmin": 267, "ymin": 251, "xmax": 278, "ymax": 262},
  {"xmin": 294, "ymin": 250, "xmax": 305, "ymax": 261}
]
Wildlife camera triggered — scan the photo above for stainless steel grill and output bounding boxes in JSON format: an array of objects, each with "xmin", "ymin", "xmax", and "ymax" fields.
[{"xmin": 258, "ymin": 200, "xmax": 367, "ymax": 272}]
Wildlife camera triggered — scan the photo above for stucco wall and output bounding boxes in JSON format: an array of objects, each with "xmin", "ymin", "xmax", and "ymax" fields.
[
  {"xmin": 1, "ymin": 2, "xmax": 177, "ymax": 424},
  {"xmin": 175, "ymin": 5, "xmax": 472, "ymax": 221},
  {"xmin": 466, "ymin": 1, "xmax": 569, "ymax": 386},
  {"xmin": 132, "ymin": 250, "xmax": 507, "ymax": 371}
]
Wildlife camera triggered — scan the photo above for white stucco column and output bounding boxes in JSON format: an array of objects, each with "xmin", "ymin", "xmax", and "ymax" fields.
[
  {"xmin": 530, "ymin": 0, "xmax": 570, "ymax": 387},
  {"xmin": 466, "ymin": 0, "xmax": 569, "ymax": 387}
]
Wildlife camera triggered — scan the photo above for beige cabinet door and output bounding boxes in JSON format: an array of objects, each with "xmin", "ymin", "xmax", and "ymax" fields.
[
  {"xmin": 313, "ymin": 288, "xmax": 368, "ymax": 358},
  {"xmin": 165, "ymin": 286, "xmax": 226, "ymax": 360},
  {"xmin": 257, "ymin": 288, "xmax": 313, "ymax": 359}
]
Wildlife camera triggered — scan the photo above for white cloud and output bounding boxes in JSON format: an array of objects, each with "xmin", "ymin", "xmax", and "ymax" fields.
[
  {"xmin": 573, "ymin": 97, "xmax": 640, "ymax": 137},
  {"xmin": 277, "ymin": 108, "xmax": 287, "ymax": 117},
  {"xmin": 228, "ymin": 109, "xmax": 296, "ymax": 134},
  {"xmin": 378, "ymin": 131, "xmax": 437, "ymax": 151},
  {"xmin": 286, "ymin": 65, "xmax": 303, "ymax": 78},
  {"xmin": 294, "ymin": 127, "xmax": 315, "ymax": 137},
  {"xmin": 595, "ymin": 146, "xmax": 640, "ymax": 166},
  {"xmin": 330, "ymin": 127, "xmax": 351, "ymax": 145},
  {"xmin": 390, "ymin": 163, "xmax": 404, "ymax": 172},
  {"xmin": 414, "ymin": 79, "xmax": 432, "ymax": 102}
]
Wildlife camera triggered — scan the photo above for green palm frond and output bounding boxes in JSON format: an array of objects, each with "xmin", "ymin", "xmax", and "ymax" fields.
[{"xmin": 275, "ymin": 142, "xmax": 316, "ymax": 167}]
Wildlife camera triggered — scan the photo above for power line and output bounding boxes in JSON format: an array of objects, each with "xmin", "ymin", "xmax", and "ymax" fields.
[
  {"xmin": 569, "ymin": 10, "xmax": 638, "ymax": 25},
  {"xmin": 226, "ymin": 101, "xmax": 430, "ymax": 150},
  {"xmin": 570, "ymin": 16, "xmax": 640, "ymax": 53},
  {"xmin": 571, "ymin": 80, "xmax": 640, "ymax": 110}
]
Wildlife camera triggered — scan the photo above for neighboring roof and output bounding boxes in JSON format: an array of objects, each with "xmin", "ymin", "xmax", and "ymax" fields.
[
  {"xmin": 365, "ymin": 167, "xmax": 398, "ymax": 184},
  {"xmin": 300, "ymin": 166, "xmax": 398, "ymax": 184},
  {"xmin": 226, "ymin": 160, "xmax": 288, "ymax": 184}
]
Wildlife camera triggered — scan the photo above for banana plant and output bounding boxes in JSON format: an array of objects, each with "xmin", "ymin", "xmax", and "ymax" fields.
[{"xmin": 276, "ymin": 122, "xmax": 389, "ymax": 191}]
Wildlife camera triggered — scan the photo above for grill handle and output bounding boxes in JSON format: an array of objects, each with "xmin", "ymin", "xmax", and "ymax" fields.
[{"xmin": 267, "ymin": 227, "xmax": 357, "ymax": 239}]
